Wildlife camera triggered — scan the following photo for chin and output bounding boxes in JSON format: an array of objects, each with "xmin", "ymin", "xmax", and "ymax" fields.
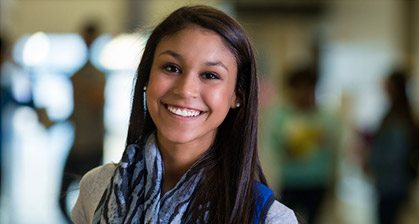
[
  {"xmin": 167, "ymin": 133, "xmax": 200, "ymax": 145},
  {"xmin": 156, "ymin": 128, "xmax": 216, "ymax": 148}
]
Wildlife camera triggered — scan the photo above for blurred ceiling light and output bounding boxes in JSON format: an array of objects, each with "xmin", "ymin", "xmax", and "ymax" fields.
[
  {"xmin": 99, "ymin": 33, "xmax": 146, "ymax": 71},
  {"xmin": 22, "ymin": 32, "xmax": 50, "ymax": 67},
  {"xmin": 46, "ymin": 34, "xmax": 86, "ymax": 74},
  {"xmin": 15, "ymin": 33, "xmax": 87, "ymax": 74}
]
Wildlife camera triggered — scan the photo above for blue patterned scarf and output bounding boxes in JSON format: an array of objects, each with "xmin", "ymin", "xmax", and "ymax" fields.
[{"xmin": 93, "ymin": 134, "xmax": 203, "ymax": 223}]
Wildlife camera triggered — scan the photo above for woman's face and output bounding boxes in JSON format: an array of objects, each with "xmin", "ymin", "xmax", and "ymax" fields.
[{"xmin": 147, "ymin": 25, "xmax": 238, "ymax": 151}]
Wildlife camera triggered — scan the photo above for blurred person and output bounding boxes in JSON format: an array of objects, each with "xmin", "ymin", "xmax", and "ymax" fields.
[
  {"xmin": 264, "ymin": 66, "xmax": 340, "ymax": 224},
  {"xmin": 71, "ymin": 5, "xmax": 298, "ymax": 224},
  {"xmin": 367, "ymin": 69, "xmax": 419, "ymax": 224},
  {"xmin": 1, "ymin": 35, "xmax": 39, "ymax": 198},
  {"xmin": 58, "ymin": 22, "xmax": 106, "ymax": 222}
]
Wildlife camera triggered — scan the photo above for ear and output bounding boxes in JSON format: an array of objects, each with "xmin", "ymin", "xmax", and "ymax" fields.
[{"xmin": 230, "ymin": 93, "xmax": 240, "ymax": 109}]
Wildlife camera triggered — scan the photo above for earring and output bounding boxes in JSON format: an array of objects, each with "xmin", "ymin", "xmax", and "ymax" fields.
[
  {"xmin": 236, "ymin": 102, "xmax": 240, "ymax": 108},
  {"xmin": 143, "ymin": 86, "xmax": 147, "ymax": 112}
]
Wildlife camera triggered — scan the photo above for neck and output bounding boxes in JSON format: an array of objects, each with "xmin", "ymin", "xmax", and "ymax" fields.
[{"xmin": 156, "ymin": 133, "xmax": 213, "ymax": 193}]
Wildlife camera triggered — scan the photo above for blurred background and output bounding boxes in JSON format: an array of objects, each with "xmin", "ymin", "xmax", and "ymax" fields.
[{"xmin": 0, "ymin": 0, "xmax": 418, "ymax": 223}]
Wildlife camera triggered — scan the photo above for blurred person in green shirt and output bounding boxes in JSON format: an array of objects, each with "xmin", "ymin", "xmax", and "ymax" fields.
[{"xmin": 263, "ymin": 66, "xmax": 340, "ymax": 224}]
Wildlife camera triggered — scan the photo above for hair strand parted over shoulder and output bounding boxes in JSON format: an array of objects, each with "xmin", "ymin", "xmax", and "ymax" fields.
[{"xmin": 125, "ymin": 5, "xmax": 267, "ymax": 223}]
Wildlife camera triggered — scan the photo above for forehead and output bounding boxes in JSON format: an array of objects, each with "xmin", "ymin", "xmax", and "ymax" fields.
[
  {"xmin": 160, "ymin": 24, "xmax": 225, "ymax": 45},
  {"xmin": 155, "ymin": 25, "xmax": 236, "ymax": 63}
]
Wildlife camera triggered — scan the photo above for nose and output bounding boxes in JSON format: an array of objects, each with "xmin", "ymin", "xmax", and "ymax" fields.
[{"xmin": 172, "ymin": 72, "xmax": 199, "ymax": 98}]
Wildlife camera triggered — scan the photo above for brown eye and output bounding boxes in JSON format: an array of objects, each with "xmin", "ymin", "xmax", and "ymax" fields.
[
  {"xmin": 201, "ymin": 72, "xmax": 219, "ymax": 80},
  {"xmin": 163, "ymin": 64, "xmax": 181, "ymax": 74}
]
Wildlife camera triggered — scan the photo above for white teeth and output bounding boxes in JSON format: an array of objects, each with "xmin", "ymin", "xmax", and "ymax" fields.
[{"xmin": 167, "ymin": 105, "xmax": 201, "ymax": 117}]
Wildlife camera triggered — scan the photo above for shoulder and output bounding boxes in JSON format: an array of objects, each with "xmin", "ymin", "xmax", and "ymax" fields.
[
  {"xmin": 254, "ymin": 182, "xmax": 297, "ymax": 223},
  {"xmin": 71, "ymin": 163, "xmax": 117, "ymax": 223},
  {"xmin": 265, "ymin": 200, "xmax": 298, "ymax": 224},
  {"xmin": 80, "ymin": 163, "xmax": 116, "ymax": 188},
  {"xmin": 77, "ymin": 163, "xmax": 117, "ymax": 201}
]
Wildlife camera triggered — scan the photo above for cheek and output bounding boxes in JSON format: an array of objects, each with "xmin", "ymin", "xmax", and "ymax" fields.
[
  {"xmin": 147, "ymin": 73, "xmax": 167, "ymax": 100},
  {"xmin": 207, "ymin": 88, "xmax": 234, "ymax": 114},
  {"xmin": 146, "ymin": 83, "xmax": 163, "ymax": 113}
]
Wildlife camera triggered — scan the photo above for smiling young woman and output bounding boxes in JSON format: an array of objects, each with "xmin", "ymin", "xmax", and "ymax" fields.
[
  {"xmin": 71, "ymin": 5, "xmax": 297, "ymax": 224},
  {"xmin": 147, "ymin": 26, "xmax": 240, "ymax": 193}
]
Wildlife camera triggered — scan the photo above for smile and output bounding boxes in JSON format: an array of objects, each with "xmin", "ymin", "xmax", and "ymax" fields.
[{"xmin": 166, "ymin": 105, "xmax": 202, "ymax": 117}]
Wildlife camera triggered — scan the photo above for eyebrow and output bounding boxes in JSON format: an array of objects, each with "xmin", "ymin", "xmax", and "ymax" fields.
[
  {"xmin": 158, "ymin": 50, "xmax": 229, "ymax": 72},
  {"xmin": 158, "ymin": 50, "xmax": 181, "ymax": 60},
  {"xmin": 205, "ymin": 61, "xmax": 229, "ymax": 72}
]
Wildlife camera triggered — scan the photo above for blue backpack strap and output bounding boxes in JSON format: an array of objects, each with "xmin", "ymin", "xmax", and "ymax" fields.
[{"xmin": 253, "ymin": 181, "xmax": 275, "ymax": 224}]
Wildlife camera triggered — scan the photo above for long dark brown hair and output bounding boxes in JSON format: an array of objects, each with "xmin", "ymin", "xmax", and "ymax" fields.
[{"xmin": 124, "ymin": 5, "xmax": 267, "ymax": 223}]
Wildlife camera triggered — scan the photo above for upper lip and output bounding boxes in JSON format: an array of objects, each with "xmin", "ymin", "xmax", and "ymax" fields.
[
  {"xmin": 163, "ymin": 102, "xmax": 205, "ymax": 112},
  {"xmin": 165, "ymin": 104, "xmax": 203, "ymax": 112}
]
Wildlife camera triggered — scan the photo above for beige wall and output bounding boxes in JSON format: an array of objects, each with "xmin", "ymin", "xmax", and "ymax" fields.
[
  {"xmin": 0, "ymin": 0, "xmax": 224, "ymax": 41},
  {"xmin": 1, "ymin": 0, "xmax": 125, "ymax": 40},
  {"xmin": 239, "ymin": 13, "xmax": 317, "ymax": 105}
]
